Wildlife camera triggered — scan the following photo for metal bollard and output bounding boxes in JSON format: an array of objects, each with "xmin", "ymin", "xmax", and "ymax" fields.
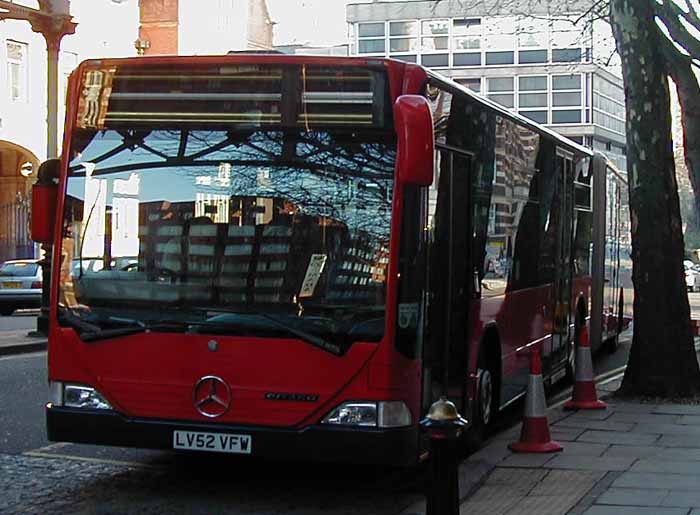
[{"xmin": 420, "ymin": 397, "xmax": 469, "ymax": 515}]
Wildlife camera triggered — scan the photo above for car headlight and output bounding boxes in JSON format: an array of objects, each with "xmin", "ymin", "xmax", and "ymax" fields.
[
  {"xmin": 321, "ymin": 401, "xmax": 412, "ymax": 428},
  {"xmin": 49, "ymin": 381, "xmax": 112, "ymax": 410}
]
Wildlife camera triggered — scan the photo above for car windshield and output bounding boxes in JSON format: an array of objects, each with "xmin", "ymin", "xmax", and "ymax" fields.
[
  {"xmin": 59, "ymin": 62, "xmax": 395, "ymax": 343},
  {"xmin": 0, "ymin": 262, "xmax": 38, "ymax": 277}
]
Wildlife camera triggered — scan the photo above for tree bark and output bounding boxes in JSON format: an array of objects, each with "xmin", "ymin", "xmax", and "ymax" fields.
[
  {"xmin": 666, "ymin": 54, "xmax": 700, "ymax": 248},
  {"xmin": 611, "ymin": 0, "xmax": 700, "ymax": 396}
]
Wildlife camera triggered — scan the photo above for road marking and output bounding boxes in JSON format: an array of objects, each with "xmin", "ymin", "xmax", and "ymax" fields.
[
  {"xmin": 0, "ymin": 351, "xmax": 46, "ymax": 361},
  {"xmin": 23, "ymin": 450, "xmax": 168, "ymax": 470}
]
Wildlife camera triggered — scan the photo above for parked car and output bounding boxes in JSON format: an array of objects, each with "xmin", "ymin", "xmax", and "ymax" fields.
[
  {"xmin": 0, "ymin": 259, "xmax": 42, "ymax": 316},
  {"xmin": 685, "ymin": 261, "xmax": 700, "ymax": 292}
]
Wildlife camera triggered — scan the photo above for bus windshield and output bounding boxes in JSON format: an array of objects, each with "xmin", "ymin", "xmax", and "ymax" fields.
[{"xmin": 58, "ymin": 62, "xmax": 395, "ymax": 349}]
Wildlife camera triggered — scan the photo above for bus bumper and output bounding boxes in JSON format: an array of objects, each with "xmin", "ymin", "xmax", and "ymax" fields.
[{"xmin": 46, "ymin": 406, "xmax": 420, "ymax": 466}]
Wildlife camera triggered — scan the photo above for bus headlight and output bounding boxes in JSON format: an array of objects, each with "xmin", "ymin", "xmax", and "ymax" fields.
[
  {"xmin": 57, "ymin": 383, "xmax": 112, "ymax": 410},
  {"xmin": 322, "ymin": 401, "xmax": 412, "ymax": 428}
]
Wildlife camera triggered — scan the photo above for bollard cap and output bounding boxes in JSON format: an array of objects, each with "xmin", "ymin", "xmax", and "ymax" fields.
[{"xmin": 426, "ymin": 397, "xmax": 460, "ymax": 422}]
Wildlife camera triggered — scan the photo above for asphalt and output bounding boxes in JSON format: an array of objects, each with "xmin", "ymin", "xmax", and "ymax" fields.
[{"xmin": 0, "ymin": 329, "xmax": 47, "ymax": 356}]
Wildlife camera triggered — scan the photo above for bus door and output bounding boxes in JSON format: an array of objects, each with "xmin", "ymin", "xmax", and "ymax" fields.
[
  {"xmin": 550, "ymin": 150, "xmax": 575, "ymax": 367},
  {"xmin": 424, "ymin": 148, "xmax": 473, "ymax": 414}
]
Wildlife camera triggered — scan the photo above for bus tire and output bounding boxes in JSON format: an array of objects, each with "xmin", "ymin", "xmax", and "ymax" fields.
[{"xmin": 463, "ymin": 346, "xmax": 498, "ymax": 452}]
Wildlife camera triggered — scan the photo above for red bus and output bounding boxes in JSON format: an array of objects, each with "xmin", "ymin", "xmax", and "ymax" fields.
[{"xmin": 34, "ymin": 54, "xmax": 620, "ymax": 465}]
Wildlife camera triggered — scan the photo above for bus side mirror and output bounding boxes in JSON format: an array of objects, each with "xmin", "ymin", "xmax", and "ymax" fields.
[
  {"xmin": 31, "ymin": 159, "xmax": 60, "ymax": 244},
  {"xmin": 394, "ymin": 95, "xmax": 434, "ymax": 186}
]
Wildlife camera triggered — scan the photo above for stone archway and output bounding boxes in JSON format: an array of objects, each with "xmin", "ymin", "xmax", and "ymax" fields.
[
  {"xmin": 0, "ymin": 140, "xmax": 40, "ymax": 203},
  {"xmin": 0, "ymin": 140, "xmax": 40, "ymax": 262}
]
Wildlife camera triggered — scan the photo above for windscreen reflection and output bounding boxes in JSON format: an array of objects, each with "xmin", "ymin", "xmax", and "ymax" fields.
[{"xmin": 59, "ymin": 129, "xmax": 396, "ymax": 346}]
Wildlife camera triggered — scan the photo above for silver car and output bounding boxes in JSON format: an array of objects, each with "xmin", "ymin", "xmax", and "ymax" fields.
[{"xmin": 0, "ymin": 259, "xmax": 42, "ymax": 316}]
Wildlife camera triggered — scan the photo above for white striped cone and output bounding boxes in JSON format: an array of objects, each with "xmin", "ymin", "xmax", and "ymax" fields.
[
  {"xmin": 564, "ymin": 325, "xmax": 607, "ymax": 410},
  {"xmin": 509, "ymin": 345, "xmax": 563, "ymax": 453}
]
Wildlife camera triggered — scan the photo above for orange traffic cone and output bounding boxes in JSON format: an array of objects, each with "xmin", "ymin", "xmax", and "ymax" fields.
[
  {"xmin": 564, "ymin": 325, "xmax": 607, "ymax": 410},
  {"xmin": 508, "ymin": 344, "xmax": 563, "ymax": 453}
]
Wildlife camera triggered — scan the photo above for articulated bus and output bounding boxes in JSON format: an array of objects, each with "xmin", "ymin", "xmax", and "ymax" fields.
[{"xmin": 32, "ymin": 54, "xmax": 628, "ymax": 465}]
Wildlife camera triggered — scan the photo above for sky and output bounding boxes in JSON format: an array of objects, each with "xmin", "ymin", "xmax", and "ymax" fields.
[{"xmin": 267, "ymin": 0, "xmax": 352, "ymax": 46}]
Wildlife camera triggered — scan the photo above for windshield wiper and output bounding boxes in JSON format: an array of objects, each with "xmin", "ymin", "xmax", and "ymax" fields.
[
  {"xmin": 256, "ymin": 313, "xmax": 343, "ymax": 356},
  {"xmin": 198, "ymin": 309, "xmax": 343, "ymax": 356},
  {"xmin": 58, "ymin": 309, "xmax": 190, "ymax": 342}
]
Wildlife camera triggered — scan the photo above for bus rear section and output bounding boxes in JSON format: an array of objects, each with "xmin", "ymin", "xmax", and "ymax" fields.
[{"xmin": 44, "ymin": 56, "xmax": 423, "ymax": 465}]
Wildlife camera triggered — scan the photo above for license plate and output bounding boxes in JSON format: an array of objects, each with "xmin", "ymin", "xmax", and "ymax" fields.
[
  {"xmin": 0, "ymin": 282, "xmax": 21, "ymax": 289},
  {"xmin": 173, "ymin": 430, "xmax": 252, "ymax": 454}
]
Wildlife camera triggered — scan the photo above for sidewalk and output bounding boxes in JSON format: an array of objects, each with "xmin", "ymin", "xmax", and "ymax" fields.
[
  {"xmin": 405, "ymin": 375, "xmax": 700, "ymax": 514},
  {"xmin": 0, "ymin": 329, "xmax": 47, "ymax": 356}
]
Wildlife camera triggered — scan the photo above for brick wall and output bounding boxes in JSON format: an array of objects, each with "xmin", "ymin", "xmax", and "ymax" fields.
[{"xmin": 139, "ymin": 0, "xmax": 178, "ymax": 55}]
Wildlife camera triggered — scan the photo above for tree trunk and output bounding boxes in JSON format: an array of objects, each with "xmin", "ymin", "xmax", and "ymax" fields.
[
  {"xmin": 667, "ymin": 57, "xmax": 700, "ymax": 249},
  {"xmin": 611, "ymin": 0, "xmax": 700, "ymax": 397}
]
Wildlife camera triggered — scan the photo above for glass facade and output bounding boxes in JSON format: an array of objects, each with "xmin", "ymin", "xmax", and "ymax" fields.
[
  {"xmin": 350, "ymin": 9, "xmax": 625, "ymax": 167},
  {"xmin": 353, "ymin": 14, "xmax": 592, "ymax": 69}
]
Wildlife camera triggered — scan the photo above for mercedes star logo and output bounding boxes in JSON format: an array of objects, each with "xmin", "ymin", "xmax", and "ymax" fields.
[{"xmin": 193, "ymin": 375, "xmax": 231, "ymax": 418}]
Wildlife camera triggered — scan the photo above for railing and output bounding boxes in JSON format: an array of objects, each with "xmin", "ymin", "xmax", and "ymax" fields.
[{"xmin": 0, "ymin": 195, "xmax": 34, "ymax": 263}]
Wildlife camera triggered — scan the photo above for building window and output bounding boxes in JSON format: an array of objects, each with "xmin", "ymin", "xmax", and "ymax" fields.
[
  {"xmin": 518, "ymin": 49, "xmax": 547, "ymax": 64},
  {"xmin": 422, "ymin": 53, "xmax": 449, "ymax": 68},
  {"xmin": 518, "ymin": 75, "xmax": 548, "ymax": 123},
  {"xmin": 518, "ymin": 17, "xmax": 548, "ymax": 48},
  {"xmin": 392, "ymin": 54, "xmax": 417, "ymax": 63},
  {"xmin": 456, "ymin": 78, "xmax": 481, "ymax": 93},
  {"xmin": 453, "ymin": 53, "xmax": 481, "ymax": 66},
  {"xmin": 7, "ymin": 40, "xmax": 28, "ymax": 102},
  {"xmin": 452, "ymin": 18, "xmax": 481, "ymax": 50},
  {"xmin": 552, "ymin": 74, "xmax": 582, "ymax": 124},
  {"xmin": 421, "ymin": 19, "xmax": 449, "ymax": 52},
  {"xmin": 484, "ymin": 16, "xmax": 517, "ymax": 50},
  {"xmin": 485, "ymin": 51, "xmax": 514, "ymax": 65},
  {"xmin": 357, "ymin": 22, "xmax": 385, "ymax": 54},
  {"xmin": 389, "ymin": 20, "xmax": 418, "ymax": 56},
  {"xmin": 552, "ymin": 48, "xmax": 581, "ymax": 63},
  {"xmin": 487, "ymin": 77, "xmax": 514, "ymax": 108}
]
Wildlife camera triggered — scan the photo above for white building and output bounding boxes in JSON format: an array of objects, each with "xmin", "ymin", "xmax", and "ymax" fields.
[{"xmin": 346, "ymin": 0, "xmax": 626, "ymax": 171}]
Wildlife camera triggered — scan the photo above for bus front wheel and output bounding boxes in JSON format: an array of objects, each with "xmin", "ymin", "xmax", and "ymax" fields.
[{"xmin": 463, "ymin": 349, "xmax": 498, "ymax": 452}]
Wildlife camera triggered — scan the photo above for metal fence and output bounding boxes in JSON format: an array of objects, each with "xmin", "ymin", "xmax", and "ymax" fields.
[{"xmin": 0, "ymin": 195, "xmax": 34, "ymax": 264}]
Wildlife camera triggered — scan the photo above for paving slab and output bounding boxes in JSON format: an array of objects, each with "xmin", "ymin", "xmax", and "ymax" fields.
[
  {"xmin": 601, "ymin": 402, "xmax": 659, "ymax": 414},
  {"xmin": 675, "ymin": 414, "xmax": 700, "ymax": 425},
  {"xmin": 528, "ymin": 469, "xmax": 603, "ymax": 496},
  {"xmin": 600, "ymin": 444, "xmax": 662, "ymax": 459},
  {"xmin": 502, "ymin": 493, "xmax": 581, "ymax": 515},
  {"xmin": 498, "ymin": 453, "xmax": 555, "ymax": 468},
  {"xmin": 549, "ymin": 426, "xmax": 586, "ymax": 441},
  {"xmin": 657, "ymin": 434, "xmax": 700, "ymax": 448},
  {"xmin": 466, "ymin": 440, "xmax": 513, "ymax": 465},
  {"xmin": 485, "ymin": 467, "xmax": 548, "ymax": 488},
  {"xmin": 660, "ymin": 490, "xmax": 700, "ymax": 508},
  {"xmin": 557, "ymin": 409, "xmax": 614, "ymax": 421},
  {"xmin": 630, "ymin": 458, "xmax": 700, "ymax": 474},
  {"xmin": 544, "ymin": 455, "xmax": 636, "ymax": 472},
  {"xmin": 584, "ymin": 506, "xmax": 687, "ymax": 515},
  {"xmin": 613, "ymin": 471, "xmax": 700, "ymax": 490},
  {"xmin": 550, "ymin": 441, "xmax": 609, "ymax": 457},
  {"xmin": 553, "ymin": 420, "xmax": 635, "ymax": 432},
  {"xmin": 607, "ymin": 412, "xmax": 680, "ymax": 424},
  {"xmin": 653, "ymin": 404, "xmax": 700, "ymax": 415},
  {"xmin": 633, "ymin": 422, "xmax": 700, "ymax": 436},
  {"xmin": 594, "ymin": 487, "xmax": 668, "ymax": 507},
  {"xmin": 576, "ymin": 429, "xmax": 660, "ymax": 446}
]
